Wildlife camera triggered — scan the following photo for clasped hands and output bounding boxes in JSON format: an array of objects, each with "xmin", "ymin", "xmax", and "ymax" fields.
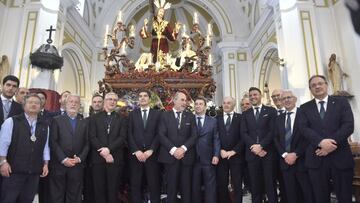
[
  {"xmin": 316, "ymin": 139, "xmax": 337, "ymax": 156},
  {"xmin": 250, "ymin": 144, "xmax": 267, "ymax": 157},
  {"xmin": 135, "ymin": 150, "xmax": 154, "ymax": 162},
  {"xmin": 98, "ymin": 147, "xmax": 114, "ymax": 163},
  {"xmin": 63, "ymin": 155, "xmax": 81, "ymax": 167},
  {"xmin": 220, "ymin": 150, "xmax": 236, "ymax": 160},
  {"xmin": 173, "ymin": 147, "xmax": 186, "ymax": 160}
]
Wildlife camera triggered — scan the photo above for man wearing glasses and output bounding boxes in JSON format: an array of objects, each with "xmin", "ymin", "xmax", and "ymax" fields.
[{"xmin": 299, "ymin": 75, "xmax": 354, "ymax": 203}]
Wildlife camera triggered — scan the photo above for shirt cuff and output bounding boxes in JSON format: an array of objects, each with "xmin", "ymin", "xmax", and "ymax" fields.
[
  {"xmin": 61, "ymin": 158, "xmax": 68, "ymax": 164},
  {"xmin": 181, "ymin": 145, "xmax": 187, "ymax": 151},
  {"xmin": 282, "ymin": 152, "xmax": 288, "ymax": 158},
  {"xmin": 169, "ymin": 147, "xmax": 177, "ymax": 155},
  {"xmin": 76, "ymin": 157, "xmax": 81, "ymax": 163}
]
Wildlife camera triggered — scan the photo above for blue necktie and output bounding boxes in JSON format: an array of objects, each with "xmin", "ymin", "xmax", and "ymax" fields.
[
  {"xmin": 285, "ymin": 112, "xmax": 293, "ymax": 152},
  {"xmin": 319, "ymin": 101, "xmax": 325, "ymax": 119}
]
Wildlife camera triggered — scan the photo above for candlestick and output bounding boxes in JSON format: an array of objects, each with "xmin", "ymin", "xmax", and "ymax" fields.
[{"xmin": 103, "ymin": 24, "xmax": 109, "ymax": 47}]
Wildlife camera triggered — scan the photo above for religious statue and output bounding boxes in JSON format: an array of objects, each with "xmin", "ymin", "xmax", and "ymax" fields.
[
  {"xmin": 0, "ymin": 55, "xmax": 10, "ymax": 83},
  {"xmin": 327, "ymin": 53, "xmax": 348, "ymax": 94},
  {"xmin": 140, "ymin": 0, "xmax": 181, "ymax": 66},
  {"xmin": 263, "ymin": 82, "xmax": 271, "ymax": 106}
]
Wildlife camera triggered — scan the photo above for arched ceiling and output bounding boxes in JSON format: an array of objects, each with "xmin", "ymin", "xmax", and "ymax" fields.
[{"xmin": 84, "ymin": 0, "xmax": 268, "ymax": 40}]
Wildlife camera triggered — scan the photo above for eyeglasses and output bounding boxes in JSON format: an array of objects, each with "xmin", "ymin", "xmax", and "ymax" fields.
[
  {"xmin": 271, "ymin": 94, "xmax": 281, "ymax": 99},
  {"xmin": 281, "ymin": 96, "xmax": 293, "ymax": 101}
]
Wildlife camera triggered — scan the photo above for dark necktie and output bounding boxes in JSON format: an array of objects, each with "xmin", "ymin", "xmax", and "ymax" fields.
[
  {"xmin": 142, "ymin": 109, "xmax": 147, "ymax": 128},
  {"xmin": 197, "ymin": 117, "xmax": 203, "ymax": 131},
  {"xmin": 278, "ymin": 109, "xmax": 284, "ymax": 115},
  {"xmin": 319, "ymin": 101, "xmax": 325, "ymax": 119},
  {"xmin": 176, "ymin": 112, "xmax": 181, "ymax": 128},
  {"xmin": 255, "ymin": 107, "xmax": 260, "ymax": 121},
  {"xmin": 285, "ymin": 112, "xmax": 293, "ymax": 152},
  {"xmin": 225, "ymin": 113, "xmax": 231, "ymax": 131}
]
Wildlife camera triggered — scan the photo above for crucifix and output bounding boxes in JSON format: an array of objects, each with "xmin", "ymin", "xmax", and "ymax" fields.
[{"xmin": 46, "ymin": 25, "xmax": 56, "ymax": 44}]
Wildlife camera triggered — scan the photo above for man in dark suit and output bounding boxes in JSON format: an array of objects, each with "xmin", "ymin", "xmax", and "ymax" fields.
[
  {"xmin": 0, "ymin": 75, "xmax": 23, "ymax": 126},
  {"xmin": 89, "ymin": 92, "xmax": 127, "ymax": 203},
  {"xmin": 49, "ymin": 94, "xmax": 89, "ymax": 203},
  {"xmin": 158, "ymin": 91, "xmax": 197, "ymax": 203},
  {"xmin": 216, "ymin": 96, "xmax": 244, "ymax": 203},
  {"xmin": 37, "ymin": 91, "xmax": 52, "ymax": 122},
  {"xmin": 241, "ymin": 87, "xmax": 278, "ymax": 203},
  {"xmin": 192, "ymin": 97, "xmax": 220, "ymax": 203},
  {"xmin": 0, "ymin": 75, "xmax": 23, "ymax": 199},
  {"xmin": 299, "ymin": 75, "xmax": 354, "ymax": 203},
  {"xmin": 274, "ymin": 90, "xmax": 314, "ymax": 203},
  {"xmin": 128, "ymin": 90, "xmax": 161, "ymax": 203},
  {"xmin": 83, "ymin": 94, "xmax": 103, "ymax": 203}
]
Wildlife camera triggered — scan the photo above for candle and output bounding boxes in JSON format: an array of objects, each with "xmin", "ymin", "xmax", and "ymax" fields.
[
  {"xmin": 182, "ymin": 24, "xmax": 186, "ymax": 37},
  {"xmin": 129, "ymin": 25, "xmax": 135, "ymax": 37},
  {"xmin": 193, "ymin": 12, "xmax": 198, "ymax": 24},
  {"xmin": 207, "ymin": 23, "xmax": 212, "ymax": 36},
  {"xmin": 117, "ymin": 10, "xmax": 122, "ymax": 22},
  {"xmin": 208, "ymin": 54, "xmax": 212, "ymax": 65},
  {"xmin": 103, "ymin": 24, "xmax": 109, "ymax": 47},
  {"xmin": 206, "ymin": 35, "xmax": 210, "ymax": 47}
]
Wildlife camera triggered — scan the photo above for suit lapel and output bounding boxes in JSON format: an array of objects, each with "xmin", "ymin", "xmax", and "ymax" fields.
[
  {"xmin": 248, "ymin": 108, "xmax": 257, "ymax": 124},
  {"xmin": 136, "ymin": 109, "xmax": 145, "ymax": 130},
  {"xmin": 0, "ymin": 101, "xmax": 3, "ymax": 120},
  {"xmin": 310, "ymin": 99, "xmax": 322, "ymax": 121},
  {"xmin": 218, "ymin": 115, "xmax": 226, "ymax": 132},
  {"xmin": 323, "ymin": 96, "xmax": 335, "ymax": 122},
  {"xmin": 279, "ymin": 113, "xmax": 286, "ymax": 148},
  {"xmin": 61, "ymin": 115, "xmax": 75, "ymax": 136}
]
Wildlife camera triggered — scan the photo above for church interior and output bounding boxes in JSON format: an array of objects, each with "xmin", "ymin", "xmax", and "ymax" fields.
[{"xmin": 0, "ymin": 0, "xmax": 360, "ymax": 202}]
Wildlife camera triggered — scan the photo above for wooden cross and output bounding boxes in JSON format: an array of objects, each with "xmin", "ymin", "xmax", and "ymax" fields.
[{"xmin": 46, "ymin": 25, "xmax": 56, "ymax": 44}]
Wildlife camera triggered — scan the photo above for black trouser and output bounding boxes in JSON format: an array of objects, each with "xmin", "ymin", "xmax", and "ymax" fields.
[
  {"xmin": 83, "ymin": 165, "xmax": 94, "ymax": 203},
  {"xmin": 192, "ymin": 162, "xmax": 217, "ymax": 203},
  {"xmin": 49, "ymin": 166, "xmax": 84, "ymax": 203},
  {"xmin": 164, "ymin": 162, "xmax": 192, "ymax": 203},
  {"xmin": 308, "ymin": 161, "xmax": 353, "ymax": 203},
  {"xmin": 217, "ymin": 159, "xmax": 243, "ymax": 203},
  {"xmin": 129, "ymin": 155, "xmax": 160, "ymax": 203},
  {"xmin": 248, "ymin": 158, "xmax": 278, "ymax": 203},
  {"xmin": 37, "ymin": 176, "xmax": 50, "ymax": 203},
  {"xmin": 1, "ymin": 173, "xmax": 39, "ymax": 203},
  {"xmin": 282, "ymin": 167, "xmax": 314, "ymax": 203},
  {"xmin": 92, "ymin": 163, "xmax": 122, "ymax": 203}
]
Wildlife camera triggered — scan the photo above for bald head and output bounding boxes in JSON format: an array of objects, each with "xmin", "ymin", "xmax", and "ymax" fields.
[{"xmin": 223, "ymin": 96, "xmax": 236, "ymax": 113}]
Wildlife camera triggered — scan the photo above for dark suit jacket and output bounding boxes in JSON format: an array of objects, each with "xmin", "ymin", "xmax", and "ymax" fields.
[
  {"xmin": 50, "ymin": 114, "xmax": 89, "ymax": 169},
  {"xmin": 241, "ymin": 105, "xmax": 277, "ymax": 161},
  {"xmin": 128, "ymin": 108, "xmax": 160, "ymax": 153},
  {"xmin": 196, "ymin": 115, "xmax": 220, "ymax": 165},
  {"xmin": 274, "ymin": 108, "xmax": 307, "ymax": 171},
  {"xmin": 217, "ymin": 113, "xmax": 245, "ymax": 163},
  {"xmin": 0, "ymin": 100, "xmax": 23, "ymax": 125},
  {"xmin": 89, "ymin": 111, "xmax": 127, "ymax": 165},
  {"xmin": 158, "ymin": 110, "xmax": 197, "ymax": 165},
  {"xmin": 299, "ymin": 96, "xmax": 354, "ymax": 169}
]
